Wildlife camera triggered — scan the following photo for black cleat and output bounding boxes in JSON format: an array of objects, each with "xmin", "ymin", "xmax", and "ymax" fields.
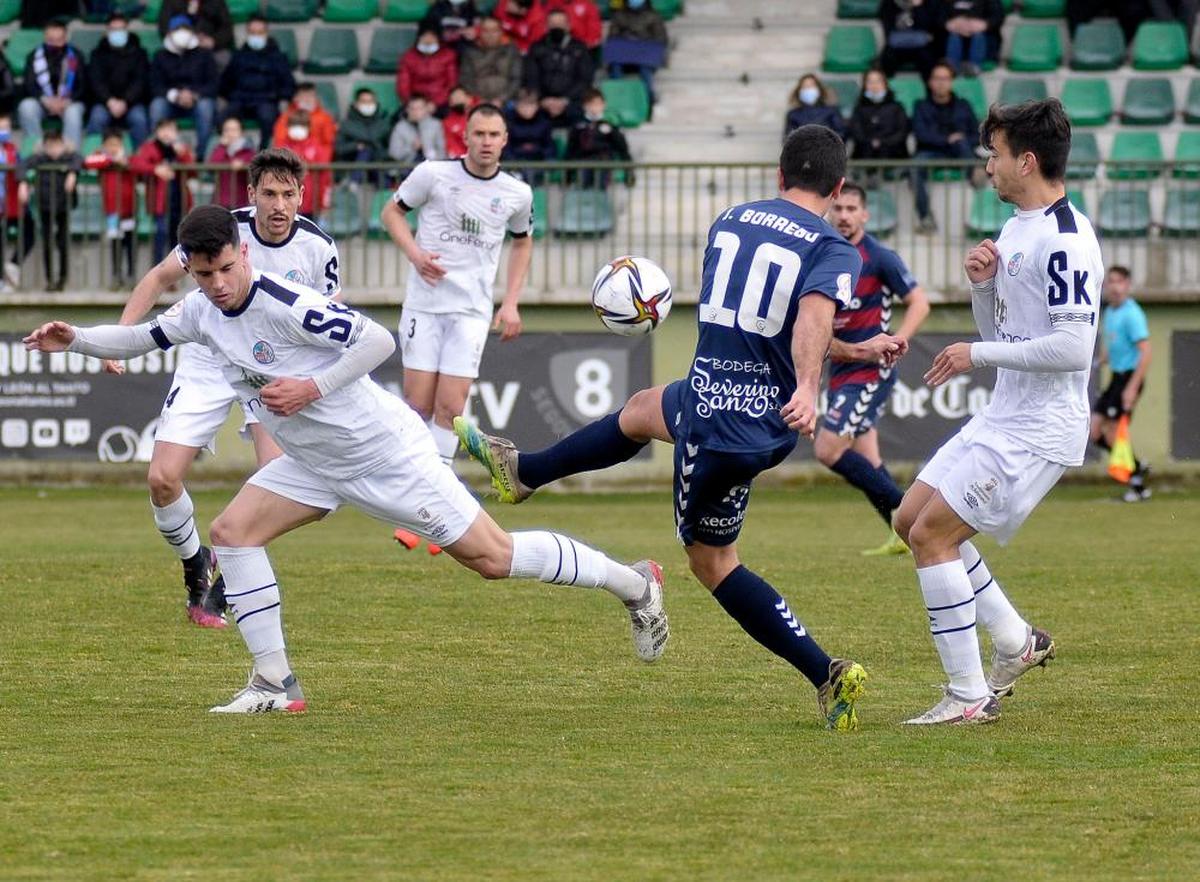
[{"xmin": 183, "ymin": 546, "xmax": 227, "ymax": 629}]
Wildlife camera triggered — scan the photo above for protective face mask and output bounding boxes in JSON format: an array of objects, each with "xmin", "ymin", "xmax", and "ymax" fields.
[
  {"xmin": 628, "ymin": 0, "xmax": 646, "ymax": 8},
  {"xmin": 585, "ymin": 112, "xmax": 602, "ymax": 122},
  {"xmin": 288, "ymin": 126, "xmax": 309, "ymax": 141},
  {"xmin": 417, "ymin": 42, "xmax": 438, "ymax": 55},
  {"xmin": 246, "ymin": 34, "xmax": 267, "ymax": 50},
  {"xmin": 171, "ymin": 29, "xmax": 198, "ymax": 51},
  {"xmin": 0, "ymin": 131, "xmax": 11, "ymax": 143},
  {"xmin": 799, "ymin": 86, "xmax": 820, "ymax": 105},
  {"xmin": 107, "ymin": 29, "xmax": 129, "ymax": 49},
  {"xmin": 356, "ymin": 103, "xmax": 378, "ymax": 116},
  {"xmin": 864, "ymin": 89, "xmax": 886, "ymax": 102}
]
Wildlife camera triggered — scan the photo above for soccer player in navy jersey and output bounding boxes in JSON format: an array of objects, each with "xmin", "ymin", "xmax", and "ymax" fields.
[
  {"xmin": 817, "ymin": 182, "xmax": 930, "ymax": 556},
  {"xmin": 456, "ymin": 125, "xmax": 873, "ymax": 729}
]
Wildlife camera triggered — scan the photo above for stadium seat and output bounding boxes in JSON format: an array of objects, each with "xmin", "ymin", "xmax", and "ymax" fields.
[
  {"xmin": 324, "ymin": 0, "xmax": 376, "ymax": 23},
  {"xmin": 70, "ymin": 188, "xmax": 105, "ymax": 238},
  {"xmin": 654, "ymin": 0, "xmax": 682, "ymax": 19},
  {"xmin": 554, "ymin": 189, "xmax": 614, "ymax": 236},
  {"xmin": 0, "ymin": 0, "xmax": 20, "ymax": 23},
  {"xmin": 364, "ymin": 26, "xmax": 417, "ymax": 74},
  {"xmin": 952, "ymin": 78, "xmax": 987, "ymax": 121},
  {"xmin": 1021, "ymin": 0, "xmax": 1065, "ymax": 16},
  {"xmin": 837, "ymin": 0, "xmax": 880, "ymax": 17},
  {"xmin": 142, "ymin": 0, "xmax": 161, "ymax": 22},
  {"xmin": 532, "ymin": 187, "xmax": 547, "ymax": 239},
  {"xmin": 316, "ymin": 81, "xmax": 342, "ymax": 118},
  {"xmin": 1162, "ymin": 189, "xmax": 1200, "ymax": 236},
  {"xmin": 304, "ymin": 28, "xmax": 360, "ymax": 75},
  {"xmin": 135, "ymin": 28, "xmax": 163, "ymax": 56},
  {"xmin": 864, "ymin": 188, "xmax": 897, "ymax": 237},
  {"xmin": 1184, "ymin": 80, "xmax": 1200, "ymax": 124},
  {"xmin": 890, "ymin": 76, "xmax": 925, "ymax": 115},
  {"xmin": 822, "ymin": 26, "xmax": 877, "ymax": 73},
  {"xmin": 266, "ymin": 0, "xmax": 319, "ymax": 22},
  {"xmin": 228, "ymin": 0, "xmax": 260, "ymax": 23},
  {"xmin": 382, "ymin": 0, "xmax": 428, "ymax": 21},
  {"xmin": 327, "ymin": 186, "xmax": 365, "ymax": 238},
  {"xmin": 600, "ymin": 78, "xmax": 650, "ymax": 127},
  {"xmin": 1122, "ymin": 78, "xmax": 1176, "ymax": 126},
  {"xmin": 1097, "ymin": 189, "xmax": 1151, "ymax": 236},
  {"xmin": 1173, "ymin": 130, "xmax": 1200, "ymax": 178},
  {"xmin": 1070, "ymin": 20, "xmax": 1125, "ymax": 71},
  {"xmin": 967, "ymin": 187, "xmax": 1014, "ymax": 237},
  {"xmin": 1066, "ymin": 132, "xmax": 1099, "ymax": 179},
  {"xmin": 5, "ymin": 29, "xmax": 42, "ymax": 74},
  {"xmin": 72, "ymin": 29, "xmax": 104, "ymax": 61},
  {"xmin": 827, "ymin": 78, "xmax": 861, "ymax": 116},
  {"xmin": 998, "ymin": 78, "xmax": 1047, "ymax": 106},
  {"xmin": 272, "ymin": 28, "xmax": 299, "ymax": 68},
  {"xmin": 1060, "ymin": 78, "xmax": 1112, "ymax": 127},
  {"xmin": 351, "ymin": 79, "xmax": 400, "ymax": 120},
  {"xmin": 1066, "ymin": 188, "xmax": 1088, "ymax": 216},
  {"xmin": 1007, "ymin": 25, "xmax": 1062, "ymax": 72},
  {"xmin": 1108, "ymin": 132, "xmax": 1163, "ymax": 180},
  {"xmin": 1131, "ymin": 21, "xmax": 1188, "ymax": 70}
]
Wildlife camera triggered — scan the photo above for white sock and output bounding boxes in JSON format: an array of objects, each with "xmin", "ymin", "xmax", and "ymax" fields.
[
  {"xmin": 917, "ymin": 560, "xmax": 988, "ymax": 699},
  {"xmin": 429, "ymin": 420, "xmax": 459, "ymax": 466},
  {"xmin": 214, "ymin": 545, "xmax": 291, "ymax": 684},
  {"xmin": 960, "ymin": 540, "xmax": 1029, "ymax": 657},
  {"xmin": 153, "ymin": 489, "xmax": 201, "ymax": 560},
  {"xmin": 509, "ymin": 530, "xmax": 646, "ymax": 603}
]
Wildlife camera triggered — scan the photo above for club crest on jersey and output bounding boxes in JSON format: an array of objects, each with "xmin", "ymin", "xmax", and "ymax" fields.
[
  {"xmin": 489, "ymin": 196, "xmax": 504, "ymax": 215},
  {"xmin": 252, "ymin": 340, "xmax": 276, "ymax": 365},
  {"xmin": 286, "ymin": 269, "xmax": 303, "ymax": 282},
  {"xmin": 1007, "ymin": 252, "xmax": 1024, "ymax": 276}
]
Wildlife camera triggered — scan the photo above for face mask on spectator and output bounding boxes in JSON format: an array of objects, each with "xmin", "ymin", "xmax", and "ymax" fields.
[
  {"xmin": 417, "ymin": 41, "xmax": 439, "ymax": 54},
  {"xmin": 864, "ymin": 88, "xmax": 886, "ymax": 102},
  {"xmin": 628, "ymin": 0, "xmax": 646, "ymax": 8},
  {"xmin": 585, "ymin": 110, "xmax": 603, "ymax": 122},
  {"xmin": 108, "ymin": 29, "xmax": 129, "ymax": 48},
  {"xmin": 799, "ymin": 86, "xmax": 820, "ymax": 105},
  {"xmin": 356, "ymin": 101, "xmax": 378, "ymax": 116},
  {"xmin": 0, "ymin": 130, "xmax": 10, "ymax": 143},
  {"xmin": 247, "ymin": 34, "xmax": 267, "ymax": 50},
  {"xmin": 548, "ymin": 27, "xmax": 567, "ymax": 42},
  {"xmin": 170, "ymin": 29, "xmax": 199, "ymax": 51},
  {"xmin": 288, "ymin": 125, "xmax": 310, "ymax": 141}
]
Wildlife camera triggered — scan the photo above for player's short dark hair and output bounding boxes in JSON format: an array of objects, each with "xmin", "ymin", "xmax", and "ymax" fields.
[
  {"xmin": 1107, "ymin": 264, "xmax": 1131, "ymax": 279},
  {"xmin": 779, "ymin": 124, "xmax": 847, "ymax": 197},
  {"xmin": 981, "ymin": 98, "xmax": 1071, "ymax": 182},
  {"xmin": 248, "ymin": 147, "xmax": 306, "ymax": 190},
  {"xmin": 178, "ymin": 205, "xmax": 240, "ymax": 261},
  {"xmin": 839, "ymin": 181, "xmax": 868, "ymax": 205},
  {"xmin": 466, "ymin": 102, "xmax": 505, "ymax": 125}
]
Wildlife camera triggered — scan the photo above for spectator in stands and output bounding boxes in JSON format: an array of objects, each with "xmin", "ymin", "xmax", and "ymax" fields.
[
  {"xmin": 565, "ymin": 87, "xmax": 632, "ymax": 189},
  {"xmin": 0, "ymin": 53, "xmax": 15, "ymax": 118},
  {"xmin": 443, "ymin": 85, "xmax": 473, "ymax": 157},
  {"xmin": 150, "ymin": 15, "xmax": 219, "ymax": 155},
  {"xmin": 397, "ymin": 27, "xmax": 460, "ymax": 112},
  {"xmin": 209, "ymin": 116, "xmax": 255, "ymax": 206},
  {"xmin": 503, "ymin": 88, "xmax": 556, "ymax": 183},
  {"xmin": 460, "ymin": 16, "xmax": 523, "ymax": 104},
  {"xmin": 219, "ymin": 16, "xmax": 295, "ymax": 145},
  {"xmin": 158, "ymin": 0, "xmax": 234, "ymax": 69},
  {"xmin": 18, "ymin": 18, "xmax": 86, "ymax": 150},
  {"xmin": 18, "ymin": 128, "xmax": 80, "ymax": 291},
  {"xmin": 131, "ymin": 117, "xmax": 195, "ymax": 264},
  {"xmin": 783, "ymin": 73, "xmax": 846, "ymax": 141},
  {"xmin": 495, "ymin": 0, "xmax": 548, "ymax": 54},
  {"xmin": 421, "ymin": 0, "xmax": 481, "ymax": 54},
  {"xmin": 546, "ymin": 0, "xmax": 602, "ymax": 49},
  {"xmin": 847, "ymin": 68, "xmax": 910, "ymax": 182},
  {"xmin": 605, "ymin": 0, "xmax": 669, "ymax": 108},
  {"xmin": 0, "ymin": 112, "xmax": 35, "ymax": 292},
  {"xmin": 879, "ymin": 0, "xmax": 945, "ymax": 80},
  {"xmin": 277, "ymin": 110, "xmax": 332, "ymax": 221},
  {"xmin": 524, "ymin": 8, "xmax": 593, "ymax": 128},
  {"xmin": 910, "ymin": 59, "xmax": 979, "ymax": 234},
  {"xmin": 273, "ymin": 82, "xmax": 337, "ymax": 152},
  {"xmin": 335, "ymin": 87, "xmax": 392, "ymax": 185},
  {"xmin": 86, "ymin": 13, "xmax": 151, "ymax": 148},
  {"xmin": 83, "ymin": 129, "xmax": 137, "ymax": 290},
  {"xmin": 388, "ymin": 94, "xmax": 445, "ymax": 167},
  {"xmin": 942, "ymin": 0, "xmax": 1004, "ymax": 77}
]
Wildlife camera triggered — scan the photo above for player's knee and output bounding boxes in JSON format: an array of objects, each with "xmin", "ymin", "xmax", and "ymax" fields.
[
  {"xmin": 892, "ymin": 502, "xmax": 917, "ymax": 545},
  {"xmin": 617, "ymin": 388, "xmax": 658, "ymax": 443},
  {"xmin": 813, "ymin": 436, "xmax": 843, "ymax": 467},
  {"xmin": 208, "ymin": 513, "xmax": 240, "ymax": 548},
  {"xmin": 146, "ymin": 462, "xmax": 184, "ymax": 505},
  {"xmin": 906, "ymin": 513, "xmax": 941, "ymax": 554},
  {"xmin": 686, "ymin": 548, "xmax": 736, "ymax": 591}
]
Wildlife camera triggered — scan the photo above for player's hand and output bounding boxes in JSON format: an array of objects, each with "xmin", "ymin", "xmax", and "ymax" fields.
[
  {"xmin": 781, "ymin": 387, "xmax": 819, "ymax": 439},
  {"xmin": 965, "ymin": 238, "xmax": 1000, "ymax": 283},
  {"xmin": 23, "ymin": 321, "xmax": 75, "ymax": 352},
  {"xmin": 102, "ymin": 359, "xmax": 126, "ymax": 375},
  {"xmin": 860, "ymin": 332, "xmax": 908, "ymax": 367},
  {"xmin": 492, "ymin": 303, "xmax": 522, "ymax": 341},
  {"xmin": 411, "ymin": 250, "xmax": 446, "ymax": 285},
  {"xmin": 261, "ymin": 377, "xmax": 321, "ymax": 416},
  {"xmin": 924, "ymin": 342, "xmax": 974, "ymax": 387}
]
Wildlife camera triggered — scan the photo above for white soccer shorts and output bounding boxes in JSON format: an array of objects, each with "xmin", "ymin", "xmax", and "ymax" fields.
[
  {"xmin": 246, "ymin": 437, "xmax": 481, "ymax": 547},
  {"xmin": 155, "ymin": 344, "xmax": 255, "ymax": 451},
  {"xmin": 399, "ymin": 307, "xmax": 491, "ymax": 379},
  {"xmin": 916, "ymin": 415, "xmax": 1066, "ymax": 545}
]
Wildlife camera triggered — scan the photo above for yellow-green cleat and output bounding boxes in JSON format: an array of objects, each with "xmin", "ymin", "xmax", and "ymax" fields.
[
  {"xmin": 818, "ymin": 658, "xmax": 868, "ymax": 731},
  {"xmin": 861, "ymin": 529, "xmax": 910, "ymax": 557},
  {"xmin": 452, "ymin": 416, "xmax": 533, "ymax": 504}
]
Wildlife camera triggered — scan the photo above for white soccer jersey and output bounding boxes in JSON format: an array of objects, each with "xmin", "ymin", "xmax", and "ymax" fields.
[
  {"xmin": 979, "ymin": 196, "xmax": 1103, "ymax": 466},
  {"xmin": 393, "ymin": 159, "xmax": 533, "ymax": 318},
  {"xmin": 150, "ymin": 271, "xmax": 424, "ymax": 481}
]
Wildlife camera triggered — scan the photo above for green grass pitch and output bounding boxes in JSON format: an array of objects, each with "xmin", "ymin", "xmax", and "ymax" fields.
[{"xmin": 1, "ymin": 484, "xmax": 1198, "ymax": 881}]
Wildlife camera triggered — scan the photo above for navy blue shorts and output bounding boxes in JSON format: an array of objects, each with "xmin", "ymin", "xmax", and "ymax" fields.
[
  {"xmin": 661, "ymin": 380, "xmax": 794, "ymax": 547},
  {"xmin": 822, "ymin": 373, "xmax": 897, "ymax": 438}
]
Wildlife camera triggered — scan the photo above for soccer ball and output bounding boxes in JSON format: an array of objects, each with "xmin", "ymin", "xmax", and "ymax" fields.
[{"xmin": 590, "ymin": 256, "xmax": 672, "ymax": 336}]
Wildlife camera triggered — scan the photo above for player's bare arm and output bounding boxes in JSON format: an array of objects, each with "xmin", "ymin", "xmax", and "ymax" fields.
[
  {"xmin": 782, "ymin": 293, "xmax": 836, "ymax": 437},
  {"xmin": 494, "ymin": 234, "xmax": 532, "ymax": 341},
  {"xmin": 380, "ymin": 199, "xmax": 445, "ymax": 285},
  {"xmin": 1122, "ymin": 338, "xmax": 1152, "ymax": 412},
  {"xmin": 102, "ymin": 253, "xmax": 189, "ymax": 374},
  {"xmin": 830, "ymin": 333, "xmax": 907, "ymax": 366}
]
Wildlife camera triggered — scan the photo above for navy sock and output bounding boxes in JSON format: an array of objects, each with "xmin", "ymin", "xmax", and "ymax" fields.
[
  {"xmin": 831, "ymin": 450, "xmax": 903, "ymax": 526},
  {"xmin": 712, "ymin": 565, "xmax": 831, "ymax": 688},
  {"xmin": 517, "ymin": 410, "xmax": 647, "ymax": 490}
]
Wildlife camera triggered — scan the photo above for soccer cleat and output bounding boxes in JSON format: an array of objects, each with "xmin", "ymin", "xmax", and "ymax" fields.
[
  {"xmin": 393, "ymin": 528, "xmax": 421, "ymax": 550},
  {"xmin": 986, "ymin": 626, "xmax": 1056, "ymax": 698},
  {"xmin": 210, "ymin": 671, "xmax": 307, "ymax": 714},
  {"xmin": 452, "ymin": 416, "xmax": 532, "ymax": 504},
  {"xmin": 184, "ymin": 546, "xmax": 226, "ymax": 629},
  {"xmin": 861, "ymin": 529, "xmax": 910, "ymax": 557},
  {"xmin": 903, "ymin": 688, "xmax": 1000, "ymax": 725},
  {"xmin": 818, "ymin": 658, "xmax": 868, "ymax": 731},
  {"xmin": 1122, "ymin": 486, "xmax": 1152, "ymax": 503},
  {"xmin": 626, "ymin": 560, "xmax": 670, "ymax": 663}
]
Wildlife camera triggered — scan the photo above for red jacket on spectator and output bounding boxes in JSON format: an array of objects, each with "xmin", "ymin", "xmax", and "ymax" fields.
[
  {"xmin": 272, "ymin": 101, "xmax": 338, "ymax": 152},
  {"xmin": 209, "ymin": 141, "xmax": 256, "ymax": 208},
  {"xmin": 396, "ymin": 45, "xmax": 459, "ymax": 108},
  {"xmin": 546, "ymin": 0, "xmax": 601, "ymax": 48},
  {"xmin": 494, "ymin": 1, "xmax": 548, "ymax": 54},
  {"xmin": 130, "ymin": 138, "xmax": 195, "ymax": 216},
  {"xmin": 83, "ymin": 152, "xmax": 138, "ymax": 219},
  {"xmin": 0, "ymin": 140, "xmax": 20, "ymax": 220},
  {"xmin": 275, "ymin": 135, "xmax": 332, "ymax": 217},
  {"xmin": 443, "ymin": 108, "xmax": 468, "ymax": 158}
]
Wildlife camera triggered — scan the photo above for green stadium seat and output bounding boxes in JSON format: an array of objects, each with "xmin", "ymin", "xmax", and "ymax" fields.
[
  {"xmin": 0, "ymin": 0, "xmax": 20, "ymax": 23},
  {"xmin": 272, "ymin": 28, "xmax": 298, "ymax": 68},
  {"xmin": 70, "ymin": 188, "xmax": 105, "ymax": 238},
  {"xmin": 952, "ymin": 77, "xmax": 987, "ymax": 121},
  {"xmin": 135, "ymin": 28, "xmax": 163, "ymax": 56},
  {"xmin": 266, "ymin": 0, "xmax": 319, "ymax": 22},
  {"xmin": 71, "ymin": 29, "xmax": 104, "ymax": 61},
  {"xmin": 827, "ymin": 78, "xmax": 861, "ymax": 116},
  {"xmin": 351, "ymin": 79, "xmax": 400, "ymax": 120},
  {"xmin": 1021, "ymin": 0, "xmax": 1065, "ymax": 16},
  {"xmin": 1070, "ymin": 20, "xmax": 1125, "ymax": 71},
  {"xmin": 837, "ymin": 0, "xmax": 879, "ymax": 17},
  {"xmin": 364, "ymin": 26, "xmax": 416, "ymax": 74},
  {"xmin": 382, "ymin": 0, "xmax": 428, "ymax": 22},
  {"xmin": 324, "ymin": 0, "xmax": 376, "ymax": 23},
  {"xmin": 5, "ymin": 29, "xmax": 42, "ymax": 74},
  {"xmin": 551, "ymin": 127, "xmax": 568, "ymax": 158},
  {"xmin": 1066, "ymin": 189, "xmax": 1088, "ymax": 217},
  {"xmin": 1108, "ymin": 132, "xmax": 1163, "ymax": 180},
  {"xmin": 864, "ymin": 188, "xmax": 897, "ymax": 237},
  {"xmin": 1132, "ymin": 21, "xmax": 1188, "ymax": 70},
  {"xmin": 1066, "ymin": 132, "xmax": 1099, "ymax": 179},
  {"xmin": 1162, "ymin": 189, "xmax": 1200, "ymax": 236},
  {"xmin": 655, "ymin": 0, "xmax": 682, "ymax": 19},
  {"xmin": 142, "ymin": 0, "xmax": 162, "ymax": 23},
  {"xmin": 1007, "ymin": 25, "xmax": 1062, "ymax": 72},
  {"xmin": 1173, "ymin": 130, "xmax": 1200, "ymax": 179},
  {"xmin": 367, "ymin": 189, "xmax": 391, "ymax": 238},
  {"xmin": 1097, "ymin": 189, "xmax": 1151, "ymax": 237},
  {"xmin": 1122, "ymin": 78, "xmax": 1176, "ymax": 126},
  {"xmin": 315, "ymin": 81, "xmax": 342, "ymax": 118},
  {"xmin": 228, "ymin": 0, "xmax": 261, "ymax": 23},
  {"xmin": 532, "ymin": 187, "xmax": 547, "ymax": 239},
  {"xmin": 1184, "ymin": 79, "xmax": 1200, "ymax": 124},
  {"xmin": 998, "ymin": 78, "xmax": 1047, "ymax": 106},
  {"xmin": 890, "ymin": 76, "xmax": 925, "ymax": 115},
  {"xmin": 327, "ymin": 185, "xmax": 365, "ymax": 238},
  {"xmin": 304, "ymin": 28, "xmax": 360, "ymax": 75},
  {"xmin": 823, "ymin": 26, "xmax": 876, "ymax": 73},
  {"xmin": 967, "ymin": 187, "xmax": 1014, "ymax": 237},
  {"xmin": 600, "ymin": 78, "xmax": 650, "ymax": 127},
  {"xmin": 553, "ymin": 189, "xmax": 614, "ymax": 236},
  {"xmin": 1060, "ymin": 78, "xmax": 1112, "ymax": 127}
]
